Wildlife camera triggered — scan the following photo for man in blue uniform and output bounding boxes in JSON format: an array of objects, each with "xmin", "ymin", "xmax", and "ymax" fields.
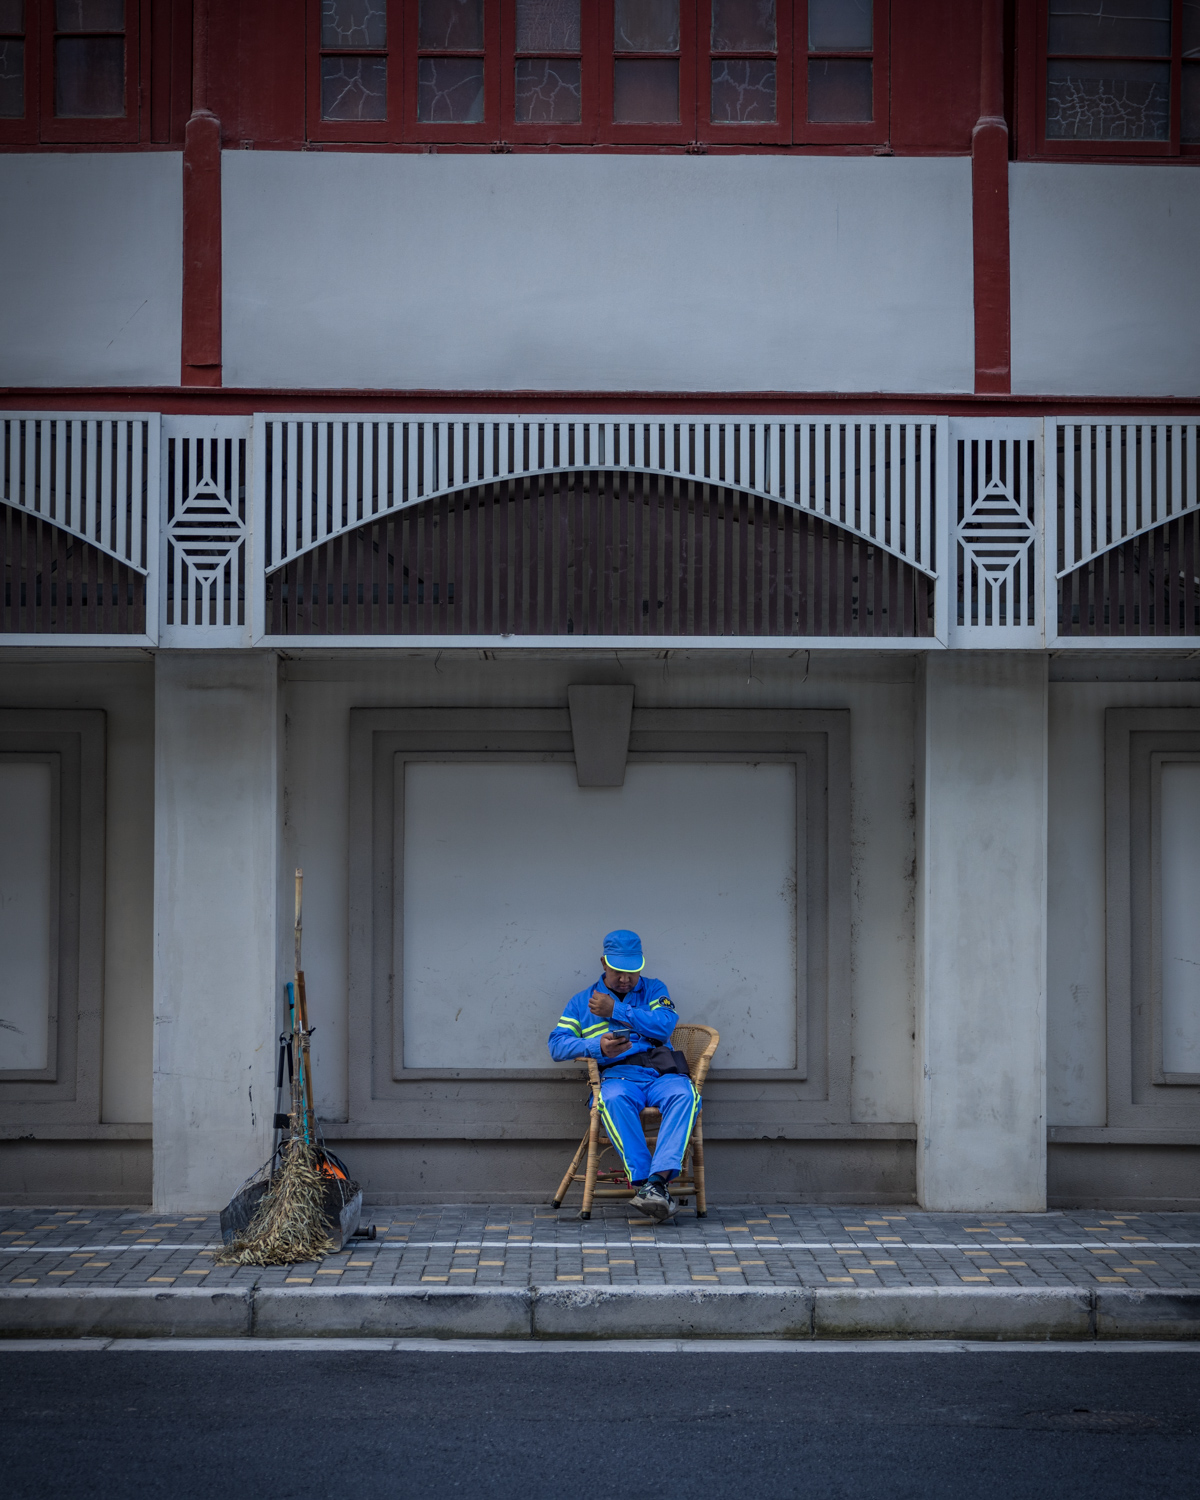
[{"xmin": 548, "ymin": 929, "xmax": 699, "ymax": 1221}]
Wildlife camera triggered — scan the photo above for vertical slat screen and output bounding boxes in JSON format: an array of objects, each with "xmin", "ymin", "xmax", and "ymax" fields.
[
  {"xmin": 261, "ymin": 418, "xmax": 940, "ymax": 582},
  {"xmin": 1055, "ymin": 422, "xmax": 1200, "ymax": 576},
  {"xmin": 164, "ymin": 429, "xmax": 248, "ymax": 630},
  {"xmin": 1, "ymin": 505, "xmax": 146, "ymax": 634},
  {"xmin": 264, "ymin": 472, "xmax": 934, "ymax": 639},
  {"xmin": 0, "ymin": 415, "xmax": 152, "ymax": 573},
  {"xmin": 952, "ymin": 422, "xmax": 1041, "ymax": 639},
  {"xmin": 1058, "ymin": 512, "xmax": 1200, "ymax": 637}
]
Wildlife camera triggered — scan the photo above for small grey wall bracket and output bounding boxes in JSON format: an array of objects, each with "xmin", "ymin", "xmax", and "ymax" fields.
[{"xmin": 568, "ymin": 685, "xmax": 635, "ymax": 787}]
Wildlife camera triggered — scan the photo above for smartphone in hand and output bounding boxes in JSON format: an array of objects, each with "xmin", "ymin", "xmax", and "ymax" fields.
[{"xmin": 608, "ymin": 1028, "xmax": 630, "ymax": 1042}]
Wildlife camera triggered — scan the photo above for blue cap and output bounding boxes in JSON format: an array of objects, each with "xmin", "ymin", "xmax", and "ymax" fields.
[{"xmin": 603, "ymin": 929, "xmax": 644, "ymax": 973}]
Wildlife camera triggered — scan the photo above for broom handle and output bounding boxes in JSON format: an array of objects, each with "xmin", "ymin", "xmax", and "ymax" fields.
[
  {"xmin": 294, "ymin": 869, "xmax": 303, "ymax": 978},
  {"xmin": 293, "ymin": 869, "xmax": 316, "ymax": 1142},
  {"xmin": 297, "ymin": 971, "xmax": 316, "ymax": 1139}
]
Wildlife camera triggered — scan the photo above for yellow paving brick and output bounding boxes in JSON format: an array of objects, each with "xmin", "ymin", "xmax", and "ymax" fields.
[
  {"xmin": 49, "ymin": 1270, "xmax": 74, "ymax": 1277},
  {"xmin": 183, "ymin": 1269, "xmax": 208, "ymax": 1275},
  {"xmin": 286, "ymin": 1276, "xmax": 313, "ymax": 1283},
  {"xmin": 147, "ymin": 1276, "xmax": 175, "ymax": 1284},
  {"xmin": 556, "ymin": 1275, "xmax": 583, "ymax": 1281}
]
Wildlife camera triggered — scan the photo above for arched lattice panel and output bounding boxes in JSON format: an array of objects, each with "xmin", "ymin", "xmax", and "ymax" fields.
[
  {"xmin": 1057, "ymin": 511, "xmax": 1200, "ymax": 638},
  {"xmin": 1, "ymin": 502, "xmax": 147, "ymax": 634},
  {"xmin": 264, "ymin": 472, "xmax": 934, "ymax": 639}
]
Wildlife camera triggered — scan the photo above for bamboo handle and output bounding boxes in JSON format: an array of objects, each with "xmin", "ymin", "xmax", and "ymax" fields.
[{"xmin": 294, "ymin": 868, "xmax": 303, "ymax": 976}]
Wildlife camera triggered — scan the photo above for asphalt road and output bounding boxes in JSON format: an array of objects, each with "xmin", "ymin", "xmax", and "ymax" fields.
[{"xmin": 3, "ymin": 1348, "xmax": 1198, "ymax": 1499}]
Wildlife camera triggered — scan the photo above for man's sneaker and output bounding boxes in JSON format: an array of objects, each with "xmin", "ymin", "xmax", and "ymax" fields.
[{"xmin": 631, "ymin": 1181, "xmax": 678, "ymax": 1221}]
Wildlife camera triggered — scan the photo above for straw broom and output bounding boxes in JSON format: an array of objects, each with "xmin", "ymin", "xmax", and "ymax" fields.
[{"xmin": 216, "ymin": 870, "xmax": 338, "ymax": 1267}]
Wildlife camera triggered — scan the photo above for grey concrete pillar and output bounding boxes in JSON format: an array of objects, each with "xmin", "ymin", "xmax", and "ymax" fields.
[
  {"xmin": 916, "ymin": 653, "xmax": 1048, "ymax": 1211},
  {"xmin": 153, "ymin": 652, "xmax": 280, "ymax": 1211}
]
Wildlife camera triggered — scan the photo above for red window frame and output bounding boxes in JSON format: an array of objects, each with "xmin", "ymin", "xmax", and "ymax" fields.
[
  {"xmin": 402, "ymin": 0, "xmax": 500, "ymax": 145},
  {"xmin": 0, "ymin": 0, "xmax": 147, "ymax": 146},
  {"xmin": 306, "ymin": 0, "xmax": 400, "ymax": 145},
  {"xmin": 792, "ymin": 0, "xmax": 889, "ymax": 146},
  {"xmin": 1016, "ymin": 0, "xmax": 1199, "ymax": 160},
  {"xmin": 695, "ymin": 0, "xmax": 793, "ymax": 147},
  {"xmin": 306, "ymin": 1, "xmax": 892, "ymax": 148},
  {"xmin": 500, "ymin": 0, "xmax": 598, "ymax": 146}
]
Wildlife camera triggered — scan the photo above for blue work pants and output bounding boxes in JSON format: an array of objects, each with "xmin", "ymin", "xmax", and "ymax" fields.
[{"xmin": 597, "ymin": 1071, "xmax": 700, "ymax": 1183}]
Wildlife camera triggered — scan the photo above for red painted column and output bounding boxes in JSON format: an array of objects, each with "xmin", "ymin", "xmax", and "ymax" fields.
[
  {"xmin": 972, "ymin": 0, "xmax": 1011, "ymax": 395},
  {"xmin": 182, "ymin": 0, "xmax": 222, "ymax": 387}
]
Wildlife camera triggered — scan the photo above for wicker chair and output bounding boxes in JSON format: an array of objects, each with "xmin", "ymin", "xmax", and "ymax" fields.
[{"xmin": 552, "ymin": 1023, "xmax": 719, "ymax": 1219}]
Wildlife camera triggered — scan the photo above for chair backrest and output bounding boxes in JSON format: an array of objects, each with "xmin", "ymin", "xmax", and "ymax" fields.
[{"xmin": 670, "ymin": 1023, "xmax": 720, "ymax": 1090}]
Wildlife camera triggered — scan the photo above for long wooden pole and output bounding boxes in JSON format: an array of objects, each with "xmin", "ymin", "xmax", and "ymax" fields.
[{"xmin": 293, "ymin": 869, "xmax": 315, "ymax": 1143}]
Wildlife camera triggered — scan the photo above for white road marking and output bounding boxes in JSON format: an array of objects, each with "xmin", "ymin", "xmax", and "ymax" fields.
[
  {"xmin": 2, "ymin": 1241, "xmax": 1198, "ymax": 1256},
  {"xmin": 2, "ymin": 1338, "xmax": 1198, "ymax": 1354}
]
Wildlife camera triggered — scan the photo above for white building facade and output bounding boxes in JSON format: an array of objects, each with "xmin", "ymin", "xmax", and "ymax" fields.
[{"xmin": 2, "ymin": 0, "xmax": 1199, "ymax": 1212}]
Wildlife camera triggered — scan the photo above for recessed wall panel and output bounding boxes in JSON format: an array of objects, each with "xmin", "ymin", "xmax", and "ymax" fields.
[
  {"xmin": 0, "ymin": 762, "xmax": 53, "ymax": 1072},
  {"xmin": 1160, "ymin": 761, "xmax": 1200, "ymax": 1077},
  {"xmin": 401, "ymin": 760, "xmax": 798, "ymax": 1071}
]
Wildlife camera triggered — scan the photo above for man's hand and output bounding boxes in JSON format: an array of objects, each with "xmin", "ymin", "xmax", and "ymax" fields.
[
  {"xmin": 588, "ymin": 989, "xmax": 615, "ymax": 1019},
  {"xmin": 600, "ymin": 1033, "xmax": 631, "ymax": 1058}
]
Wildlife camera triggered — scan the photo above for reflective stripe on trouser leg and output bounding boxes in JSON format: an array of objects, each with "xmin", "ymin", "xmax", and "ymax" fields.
[
  {"xmin": 646, "ymin": 1073, "xmax": 701, "ymax": 1180},
  {"xmin": 597, "ymin": 1077, "xmax": 653, "ymax": 1183}
]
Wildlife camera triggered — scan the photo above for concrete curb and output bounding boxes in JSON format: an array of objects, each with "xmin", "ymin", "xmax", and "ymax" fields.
[
  {"xmin": 532, "ymin": 1285, "xmax": 814, "ymax": 1339},
  {"xmin": 1095, "ymin": 1289, "xmax": 1200, "ymax": 1341},
  {"xmin": 2, "ymin": 1285, "xmax": 1198, "ymax": 1341},
  {"xmin": 253, "ymin": 1287, "xmax": 532, "ymax": 1340},
  {"xmin": 814, "ymin": 1287, "xmax": 1092, "ymax": 1341},
  {"xmin": 0, "ymin": 1288, "xmax": 253, "ymax": 1339}
]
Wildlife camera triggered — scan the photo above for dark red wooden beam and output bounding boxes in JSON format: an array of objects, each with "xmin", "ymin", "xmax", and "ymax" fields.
[
  {"xmin": 972, "ymin": 0, "xmax": 1011, "ymax": 395},
  {"xmin": 181, "ymin": 0, "xmax": 222, "ymax": 386}
]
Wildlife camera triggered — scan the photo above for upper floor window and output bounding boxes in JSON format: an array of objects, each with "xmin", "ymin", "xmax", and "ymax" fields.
[
  {"xmin": 307, "ymin": 0, "xmax": 890, "ymax": 146},
  {"xmin": 1033, "ymin": 0, "xmax": 1200, "ymax": 155},
  {"xmin": 0, "ymin": 0, "xmax": 140, "ymax": 143}
]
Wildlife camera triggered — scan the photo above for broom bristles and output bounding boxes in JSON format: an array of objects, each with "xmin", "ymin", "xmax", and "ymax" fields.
[{"xmin": 216, "ymin": 1140, "xmax": 338, "ymax": 1267}]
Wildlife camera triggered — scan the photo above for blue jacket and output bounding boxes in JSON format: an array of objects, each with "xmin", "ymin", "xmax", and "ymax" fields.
[{"xmin": 548, "ymin": 975, "xmax": 678, "ymax": 1080}]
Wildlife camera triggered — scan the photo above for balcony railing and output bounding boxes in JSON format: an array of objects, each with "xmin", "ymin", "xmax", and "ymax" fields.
[{"xmin": 2, "ymin": 411, "xmax": 1198, "ymax": 648}]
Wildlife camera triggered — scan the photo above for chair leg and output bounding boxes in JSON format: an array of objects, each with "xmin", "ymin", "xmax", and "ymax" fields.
[
  {"xmin": 553, "ymin": 1127, "xmax": 591, "ymax": 1209},
  {"xmin": 580, "ymin": 1104, "xmax": 602, "ymax": 1219},
  {"xmin": 691, "ymin": 1115, "xmax": 707, "ymax": 1217}
]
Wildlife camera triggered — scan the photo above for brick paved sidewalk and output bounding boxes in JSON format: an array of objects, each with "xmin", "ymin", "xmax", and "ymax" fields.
[{"xmin": 4, "ymin": 1204, "xmax": 1199, "ymax": 1293}]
